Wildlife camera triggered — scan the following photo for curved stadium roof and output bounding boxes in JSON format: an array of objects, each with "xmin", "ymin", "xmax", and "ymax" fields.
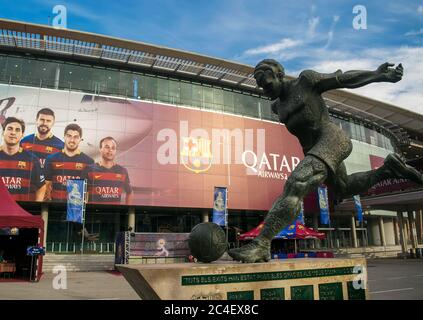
[{"xmin": 0, "ymin": 18, "xmax": 422, "ymax": 146}]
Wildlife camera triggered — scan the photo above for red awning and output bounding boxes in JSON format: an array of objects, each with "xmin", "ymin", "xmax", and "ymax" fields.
[
  {"xmin": 292, "ymin": 222, "xmax": 326, "ymax": 240},
  {"xmin": 0, "ymin": 180, "xmax": 45, "ymax": 281},
  {"xmin": 239, "ymin": 221, "xmax": 325, "ymax": 241},
  {"xmin": 0, "ymin": 180, "xmax": 43, "ymax": 230},
  {"xmin": 238, "ymin": 221, "xmax": 265, "ymax": 241}
]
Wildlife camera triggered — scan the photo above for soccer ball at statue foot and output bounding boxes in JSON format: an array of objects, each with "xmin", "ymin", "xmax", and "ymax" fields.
[{"xmin": 188, "ymin": 222, "xmax": 227, "ymax": 263}]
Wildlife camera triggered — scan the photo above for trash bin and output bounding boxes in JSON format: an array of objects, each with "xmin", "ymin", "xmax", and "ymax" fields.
[{"xmin": 416, "ymin": 248, "xmax": 422, "ymax": 259}]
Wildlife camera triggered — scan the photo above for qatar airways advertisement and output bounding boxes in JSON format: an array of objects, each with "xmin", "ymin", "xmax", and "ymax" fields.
[{"xmin": 0, "ymin": 84, "xmax": 304, "ymax": 210}]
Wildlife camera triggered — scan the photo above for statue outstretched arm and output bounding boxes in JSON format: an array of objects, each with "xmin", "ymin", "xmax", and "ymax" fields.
[{"xmin": 312, "ymin": 62, "xmax": 403, "ymax": 93}]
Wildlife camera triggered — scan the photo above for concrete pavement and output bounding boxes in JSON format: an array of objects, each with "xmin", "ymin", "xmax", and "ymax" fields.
[
  {"xmin": 0, "ymin": 258, "xmax": 422, "ymax": 300},
  {"xmin": 0, "ymin": 270, "xmax": 140, "ymax": 300},
  {"xmin": 367, "ymin": 258, "xmax": 423, "ymax": 300}
]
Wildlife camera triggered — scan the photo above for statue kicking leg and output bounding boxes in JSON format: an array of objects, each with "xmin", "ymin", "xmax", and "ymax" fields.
[
  {"xmin": 335, "ymin": 153, "xmax": 423, "ymax": 198},
  {"xmin": 228, "ymin": 155, "xmax": 328, "ymax": 263}
]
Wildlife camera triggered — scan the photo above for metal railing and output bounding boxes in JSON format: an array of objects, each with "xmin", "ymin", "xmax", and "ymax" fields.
[
  {"xmin": 46, "ymin": 242, "xmax": 116, "ymax": 253},
  {"xmin": 0, "ymin": 32, "xmax": 257, "ymax": 88}
]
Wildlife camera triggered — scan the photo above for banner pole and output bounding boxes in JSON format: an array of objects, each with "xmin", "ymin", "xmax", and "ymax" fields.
[
  {"xmin": 81, "ymin": 218, "xmax": 85, "ymax": 254},
  {"xmin": 81, "ymin": 180, "xmax": 87, "ymax": 254},
  {"xmin": 225, "ymin": 188, "xmax": 229, "ymax": 248}
]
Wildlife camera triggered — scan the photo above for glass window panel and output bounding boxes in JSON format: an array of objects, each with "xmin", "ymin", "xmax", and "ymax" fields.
[
  {"xmin": 180, "ymin": 82, "xmax": 192, "ymax": 106},
  {"xmin": 157, "ymin": 78, "xmax": 170, "ymax": 103},
  {"xmin": 349, "ymin": 123, "xmax": 355, "ymax": 140},
  {"xmin": 213, "ymin": 88, "xmax": 224, "ymax": 112},
  {"xmin": 192, "ymin": 84, "xmax": 203, "ymax": 108},
  {"xmin": 234, "ymin": 92, "xmax": 243, "ymax": 115},
  {"xmin": 223, "ymin": 90, "xmax": 234, "ymax": 114},
  {"xmin": 118, "ymin": 71, "xmax": 134, "ymax": 98},
  {"xmin": 361, "ymin": 125, "xmax": 365, "ymax": 141},
  {"xmin": 20, "ymin": 58, "xmax": 40, "ymax": 86},
  {"xmin": 40, "ymin": 61, "xmax": 59, "ymax": 89},
  {"xmin": 6, "ymin": 56, "xmax": 24, "ymax": 84},
  {"xmin": 243, "ymin": 95, "xmax": 259, "ymax": 118},
  {"xmin": 0, "ymin": 55, "xmax": 7, "ymax": 78},
  {"xmin": 260, "ymin": 99, "xmax": 272, "ymax": 120},
  {"xmin": 76, "ymin": 65, "xmax": 94, "ymax": 92},
  {"xmin": 169, "ymin": 80, "xmax": 181, "ymax": 105},
  {"xmin": 0, "ymin": 55, "xmax": 7, "ymax": 81},
  {"xmin": 104, "ymin": 69, "xmax": 121, "ymax": 95},
  {"xmin": 140, "ymin": 75, "xmax": 157, "ymax": 101},
  {"xmin": 203, "ymin": 86, "xmax": 213, "ymax": 110}
]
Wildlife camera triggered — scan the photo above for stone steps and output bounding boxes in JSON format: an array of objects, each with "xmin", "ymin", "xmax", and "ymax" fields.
[
  {"xmin": 333, "ymin": 245, "xmax": 402, "ymax": 259},
  {"xmin": 42, "ymin": 254, "xmax": 115, "ymax": 272}
]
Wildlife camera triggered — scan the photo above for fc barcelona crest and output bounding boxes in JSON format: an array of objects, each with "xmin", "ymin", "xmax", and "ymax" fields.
[
  {"xmin": 17, "ymin": 161, "xmax": 26, "ymax": 169},
  {"xmin": 180, "ymin": 137, "xmax": 212, "ymax": 174},
  {"xmin": 75, "ymin": 163, "xmax": 84, "ymax": 170},
  {"xmin": 45, "ymin": 146, "xmax": 53, "ymax": 153}
]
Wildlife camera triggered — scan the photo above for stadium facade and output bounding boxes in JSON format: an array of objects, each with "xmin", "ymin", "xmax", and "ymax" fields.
[{"xmin": 0, "ymin": 19, "xmax": 422, "ymax": 257}]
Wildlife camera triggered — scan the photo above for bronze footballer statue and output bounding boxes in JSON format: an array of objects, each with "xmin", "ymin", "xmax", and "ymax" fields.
[{"xmin": 228, "ymin": 60, "xmax": 423, "ymax": 263}]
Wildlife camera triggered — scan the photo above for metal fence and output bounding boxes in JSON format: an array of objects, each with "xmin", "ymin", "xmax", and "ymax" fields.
[{"xmin": 46, "ymin": 242, "xmax": 116, "ymax": 253}]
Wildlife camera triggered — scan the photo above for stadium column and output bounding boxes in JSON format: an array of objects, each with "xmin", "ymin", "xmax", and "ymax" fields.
[
  {"xmin": 351, "ymin": 214, "xmax": 358, "ymax": 248},
  {"xmin": 404, "ymin": 217, "xmax": 410, "ymax": 246},
  {"xmin": 313, "ymin": 212, "xmax": 320, "ymax": 249},
  {"xmin": 128, "ymin": 207, "xmax": 136, "ymax": 232},
  {"xmin": 378, "ymin": 216, "xmax": 386, "ymax": 247},
  {"xmin": 397, "ymin": 211, "xmax": 407, "ymax": 257},
  {"xmin": 201, "ymin": 210, "xmax": 209, "ymax": 223},
  {"xmin": 41, "ymin": 204, "xmax": 48, "ymax": 246},
  {"xmin": 393, "ymin": 218, "xmax": 400, "ymax": 245},
  {"xmin": 408, "ymin": 211, "xmax": 418, "ymax": 252},
  {"xmin": 416, "ymin": 210, "xmax": 422, "ymax": 244}
]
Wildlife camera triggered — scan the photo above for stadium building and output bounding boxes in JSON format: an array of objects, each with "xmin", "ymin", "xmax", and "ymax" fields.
[{"xmin": 0, "ymin": 19, "xmax": 422, "ymax": 260}]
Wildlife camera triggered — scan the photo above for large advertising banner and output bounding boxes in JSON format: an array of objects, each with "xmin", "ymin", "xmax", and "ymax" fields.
[
  {"xmin": 0, "ymin": 84, "xmax": 304, "ymax": 210},
  {"xmin": 367, "ymin": 155, "xmax": 422, "ymax": 195}
]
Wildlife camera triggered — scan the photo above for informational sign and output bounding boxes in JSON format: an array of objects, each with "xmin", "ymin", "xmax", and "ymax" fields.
[
  {"xmin": 26, "ymin": 246, "xmax": 46, "ymax": 256},
  {"xmin": 128, "ymin": 233, "xmax": 190, "ymax": 258}
]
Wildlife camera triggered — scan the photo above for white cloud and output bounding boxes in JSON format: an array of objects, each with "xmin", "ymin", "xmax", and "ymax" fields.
[
  {"xmin": 307, "ymin": 17, "xmax": 320, "ymax": 38},
  {"xmin": 305, "ymin": 47, "xmax": 423, "ymax": 114},
  {"xmin": 405, "ymin": 28, "xmax": 423, "ymax": 36},
  {"xmin": 323, "ymin": 15, "xmax": 341, "ymax": 49},
  {"xmin": 244, "ymin": 38, "xmax": 303, "ymax": 56}
]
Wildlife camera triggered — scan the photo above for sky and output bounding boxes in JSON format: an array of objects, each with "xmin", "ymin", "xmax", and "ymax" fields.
[{"xmin": 0, "ymin": 0, "xmax": 422, "ymax": 113}]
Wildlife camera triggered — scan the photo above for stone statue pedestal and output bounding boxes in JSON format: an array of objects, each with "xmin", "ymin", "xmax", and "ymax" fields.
[{"xmin": 117, "ymin": 258, "xmax": 369, "ymax": 300}]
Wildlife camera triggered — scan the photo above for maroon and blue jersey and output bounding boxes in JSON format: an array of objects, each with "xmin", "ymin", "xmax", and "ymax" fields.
[
  {"xmin": 44, "ymin": 150, "xmax": 94, "ymax": 202},
  {"xmin": 0, "ymin": 147, "xmax": 45, "ymax": 201},
  {"xmin": 21, "ymin": 133, "xmax": 64, "ymax": 168},
  {"xmin": 85, "ymin": 163, "xmax": 132, "ymax": 204}
]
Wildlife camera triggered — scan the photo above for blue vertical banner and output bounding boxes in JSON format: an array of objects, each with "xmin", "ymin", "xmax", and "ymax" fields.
[
  {"xmin": 353, "ymin": 195, "xmax": 363, "ymax": 223},
  {"xmin": 212, "ymin": 186, "xmax": 228, "ymax": 226},
  {"xmin": 318, "ymin": 186, "xmax": 330, "ymax": 225},
  {"xmin": 298, "ymin": 200, "xmax": 305, "ymax": 224},
  {"xmin": 66, "ymin": 179, "xmax": 86, "ymax": 224}
]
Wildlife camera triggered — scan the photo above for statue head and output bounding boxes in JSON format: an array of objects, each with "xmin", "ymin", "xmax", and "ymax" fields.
[{"xmin": 254, "ymin": 59, "xmax": 285, "ymax": 100}]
